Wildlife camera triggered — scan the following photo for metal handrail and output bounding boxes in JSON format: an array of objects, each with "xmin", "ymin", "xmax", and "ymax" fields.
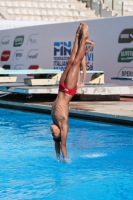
[{"xmin": 88, "ymin": 0, "xmax": 124, "ymax": 17}]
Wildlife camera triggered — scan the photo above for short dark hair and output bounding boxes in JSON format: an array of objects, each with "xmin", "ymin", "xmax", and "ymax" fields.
[{"xmin": 53, "ymin": 137, "xmax": 61, "ymax": 143}]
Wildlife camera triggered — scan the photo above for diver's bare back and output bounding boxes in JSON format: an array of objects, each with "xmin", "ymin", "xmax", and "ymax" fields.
[{"xmin": 51, "ymin": 92, "xmax": 72, "ymax": 128}]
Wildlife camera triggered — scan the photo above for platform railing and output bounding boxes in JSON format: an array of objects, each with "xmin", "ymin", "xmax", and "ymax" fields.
[
  {"xmin": 85, "ymin": 0, "xmax": 124, "ymax": 17},
  {"xmin": 103, "ymin": 0, "xmax": 124, "ymax": 16}
]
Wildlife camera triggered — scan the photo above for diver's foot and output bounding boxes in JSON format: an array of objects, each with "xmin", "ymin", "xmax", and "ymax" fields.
[
  {"xmin": 82, "ymin": 23, "xmax": 88, "ymax": 39},
  {"xmin": 76, "ymin": 22, "xmax": 83, "ymax": 36}
]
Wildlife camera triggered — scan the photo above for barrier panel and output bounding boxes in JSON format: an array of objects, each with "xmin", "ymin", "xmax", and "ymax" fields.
[{"xmin": 0, "ymin": 17, "xmax": 133, "ymax": 85}]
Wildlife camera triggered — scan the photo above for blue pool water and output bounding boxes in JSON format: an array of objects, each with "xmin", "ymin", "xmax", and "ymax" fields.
[{"xmin": 0, "ymin": 108, "xmax": 133, "ymax": 200}]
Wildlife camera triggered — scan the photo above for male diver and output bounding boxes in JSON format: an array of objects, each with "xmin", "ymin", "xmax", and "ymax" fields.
[{"xmin": 51, "ymin": 23, "xmax": 89, "ymax": 162}]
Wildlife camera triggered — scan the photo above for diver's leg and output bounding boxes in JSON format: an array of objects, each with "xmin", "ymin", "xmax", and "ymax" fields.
[
  {"xmin": 77, "ymin": 64, "xmax": 81, "ymax": 86},
  {"xmin": 59, "ymin": 23, "xmax": 83, "ymax": 84},
  {"xmin": 64, "ymin": 24, "xmax": 88, "ymax": 89},
  {"xmin": 79, "ymin": 56, "xmax": 86, "ymax": 86}
]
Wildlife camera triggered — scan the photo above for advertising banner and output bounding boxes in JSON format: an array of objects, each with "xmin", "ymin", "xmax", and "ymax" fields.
[{"xmin": 0, "ymin": 16, "xmax": 133, "ymax": 85}]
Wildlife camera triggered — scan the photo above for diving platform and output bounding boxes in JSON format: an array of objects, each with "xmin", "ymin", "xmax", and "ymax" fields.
[{"xmin": 0, "ymin": 83, "xmax": 132, "ymax": 98}]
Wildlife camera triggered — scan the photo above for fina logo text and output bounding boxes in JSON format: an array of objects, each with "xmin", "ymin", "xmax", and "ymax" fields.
[
  {"xmin": 53, "ymin": 41, "xmax": 72, "ymax": 71},
  {"xmin": 86, "ymin": 44, "xmax": 94, "ymax": 70}
]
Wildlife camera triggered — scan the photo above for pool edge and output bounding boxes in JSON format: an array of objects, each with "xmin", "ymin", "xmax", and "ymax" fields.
[{"xmin": 0, "ymin": 100, "xmax": 133, "ymax": 127}]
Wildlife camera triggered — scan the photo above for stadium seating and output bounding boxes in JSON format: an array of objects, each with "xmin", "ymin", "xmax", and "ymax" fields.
[
  {"xmin": 1, "ymin": 0, "xmax": 132, "ymax": 23},
  {"xmin": 0, "ymin": 0, "xmax": 100, "ymax": 22}
]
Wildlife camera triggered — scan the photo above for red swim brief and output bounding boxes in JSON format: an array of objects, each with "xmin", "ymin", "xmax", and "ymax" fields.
[{"xmin": 59, "ymin": 82, "xmax": 77, "ymax": 96}]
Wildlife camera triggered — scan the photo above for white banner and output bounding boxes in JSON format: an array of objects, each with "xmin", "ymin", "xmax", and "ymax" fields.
[{"xmin": 0, "ymin": 16, "xmax": 133, "ymax": 85}]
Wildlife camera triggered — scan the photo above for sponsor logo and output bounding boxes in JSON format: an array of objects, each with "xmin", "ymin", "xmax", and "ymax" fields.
[
  {"xmin": 2, "ymin": 65, "xmax": 10, "ymax": 70},
  {"xmin": 54, "ymin": 42, "xmax": 71, "ymax": 56},
  {"xmin": 53, "ymin": 40, "xmax": 94, "ymax": 71},
  {"xmin": 86, "ymin": 62, "xmax": 93, "ymax": 70},
  {"xmin": 13, "ymin": 35, "xmax": 24, "ymax": 47},
  {"xmin": 27, "ymin": 34, "xmax": 38, "ymax": 45},
  {"xmin": 28, "ymin": 65, "xmax": 39, "ymax": 70},
  {"xmin": 27, "ymin": 50, "xmax": 38, "ymax": 59},
  {"xmin": 13, "ymin": 50, "xmax": 23, "ymax": 60},
  {"xmin": 118, "ymin": 29, "xmax": 133, "ymax": 43},
  {"xmin": 30, "ymin": 38, "xmax": 36, "ymax": 44},
  {"xmin": 118, "ymin": 48, "xmax": 133, "ymax": 62},
  {"xmin": 1, "ymin": 51, "xmax": 10, "ymax": 61},
  {"xmin": 53, "ymin": 41, "xmax": 72, "ymax": 71},
  {"xmin": 117, "ymin": 67, "xmax": 133, "ymax": 77},
  {"xmin": 1, "ymin": 36, "xmax": 10, "ymax": 45},
  {"xmin": 0, "ymin": 65, "xmax": 11, "ymax": 76},
  {"xmin": 29, "ymin": 53, "xmax": 38, "ymax": 59},
  {"xmin": 28, "ymin": 65, "xmax": 39, "ymax": 76},
  {"xmin": 14, "ymin": 64, "xmax": 24, "ymax": 70},
  {"xmin": 122, "ymin": 70, "xmax": 133, "ymax": 76},
  {"xmin": 86, "ymin": 44, "xmax": 94, "ymax": 70},
  {"xmin": 16, "ymin": 53, "xmax": 22, "ymax": 58}
]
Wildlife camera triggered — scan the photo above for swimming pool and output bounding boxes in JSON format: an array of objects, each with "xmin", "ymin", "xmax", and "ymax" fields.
[{"xmin": 0, "ymin": 108, "xmax": 133, "ymax": 200}]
